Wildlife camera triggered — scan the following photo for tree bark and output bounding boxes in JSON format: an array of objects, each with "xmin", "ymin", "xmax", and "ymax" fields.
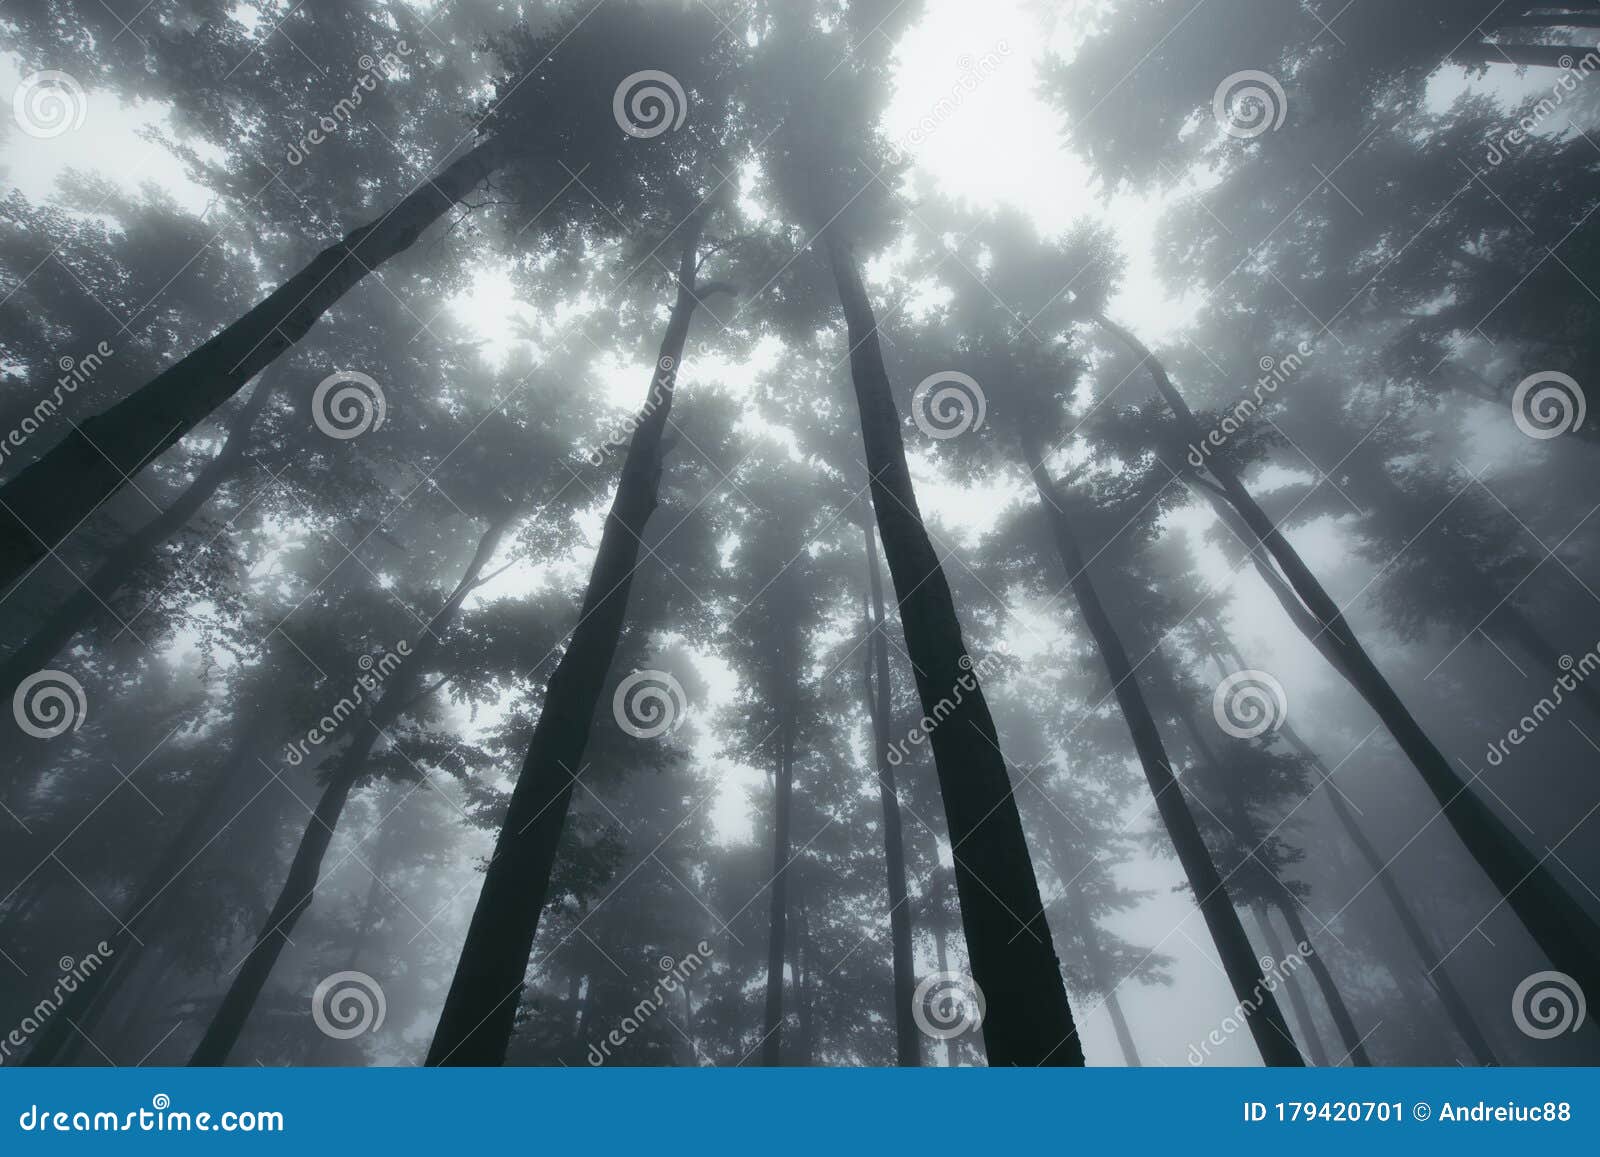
[
  {"xmin": 762, "ymin": 604, "xmax": 797, "ymax": 1067},
  {"xmin": 425, "ymin": 222, "xmax": 717, "ymax": 1066},
  {"xmin": 861, "ymin": 526, "xmax": 920, "ymax": 1066},
  {"xmin": 1019, "ymin": 423, "xmax": 1303, "ymax": 1066},
  {"xmin": 0, "ymin": 137, "xmax": 508, "ymax": 593},
  {"xmin": 827, "ymin": 235, "xmax": 1082, "ymax": 1066},
  {"xmin": 1252, "ymin": 903, "xmax": 1330, "ymax": 1065},
  {"xmin": 1, "ymin": 367, "xmax": 281, "ymax": 719},
  {"xmin": 1099, "ymin": 314, "xmax": 1600, "ymax": 1009},
  {"xmin": 189, "ymin": 512, "xmax": 511, "ymax": 1064},
  {"xmin": 1275, "ymin": 894, "xmax": 1373, "ymax": 1065}
]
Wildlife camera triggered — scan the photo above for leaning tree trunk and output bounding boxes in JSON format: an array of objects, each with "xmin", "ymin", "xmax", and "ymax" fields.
[
  {"xmin": 827, "ymin": 235, "xmax": 1082, "ymax": 1067},
  {"xmin": 1, "ymin": 367, "xmax": 282, "ymax": 720},
  {"xmin": 189, "ymin": 512, "xmax": 511, "ymax": 1064},
  {"xmin": 1018, "ymin": 423, "xmax": 1302, "ymax": 1067},
  {"xmin": 861, "ymin": 525, "xmax": 920, "ymax": 1066},
  {"xmin": 1100, "ymin": 314, "xmax": 1600, "ymax": 1007},
  {"xmin": 762, "ymin": 600, "xmax": 798, "ymax": 1067},
  {"xmin": 0, "ymin": 137, "xmax": 509, "ymax": 593},
  {"xmin": 425, "ymin": 225, "xmax": 723, "ymax": 1067},
  {"xmin": 929, "ymin": 870, "xmax": 962, "ymax": 1067},
  {"xmin": 22, "ymin": 715, "xmax": 275, "ymax": 1065},
  {"xmin": 1274, "ymin": 894, "xmax": 1373, "ymax": 1065},
  {"xmin": 1252, "ymin": 903, "xmax": 1330, "ymax": 1065}
]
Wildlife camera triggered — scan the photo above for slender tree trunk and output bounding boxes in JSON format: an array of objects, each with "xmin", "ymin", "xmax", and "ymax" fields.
[
  {"xmin": 861, "ymin": 526, "xmax": 920, "ymax": 1066},
  {"xmin": 425, "ymin": 223, "xmax": 720, "ymax": 1066},
  {"xmin": 1101, "ymin": 314, "xmax": 1600, "ymax": 1006},
  {"xmin": 762, "ymin": 618, "xmax": 797, "ymax": 1067},
  {"xmin": 827, "ymin": 235, "xmax": 1081, "ymax": 1066},
  {"xmin": 1, "ymin": 368, "xmax": 281, "ymax": 717},
  {"xmin": 929, "ymin": 871, "xmax": 960, "ymax": 1067},
  {"xmin": 0, "ymin": 137, "xmax": 508, "ymax": 592},
  {"xmin": 1275, "ymin": 894, "xmax": 1373, "ymax": 1065},
  {"xmin": 22, "ymin": 715, "xmax": 275, "ymax": 1065},
  {"xmin": 793, "ymin": 902, "xmax": 814, "ymax": 1065},
  {"xmin": 1252, "ymin": 903, "xmax": 1330, "ymax": 1065},
  {"xmin": 189, "ymin": 513, "xmax": 511, "ymax": 1064},
  {"xmin": 1018, "ymin": 424, "xmax": 1303, "ymax": 1066}
]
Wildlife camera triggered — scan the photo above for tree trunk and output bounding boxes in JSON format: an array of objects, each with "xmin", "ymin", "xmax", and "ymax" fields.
[
  {"xmin": 929, "ymin": 871, "xmax": 961, "ymax": 1067},
  {"xmin": 861, "ymin": 526, "xmax": 920, "ymax": 1066},
  {"xmin": 827, "ymin": 234, "xmax": 1082, "ymax": 1067},
  {"xmin": 1275, "ymin": 895, "xmax": 1373, "ymax": 1065},
  {"xmin": 1252, "ymin": 903, "xmax": 1330, "ymax": 1065},
  {"xmin": 0, "ymin": 137, "xmax": 508, "ymax": 593},
  {"xmin": 1, "ymin": 368, "xmax": 281, "ymax": 719},
  {"xmin": 1018, "ymin": 424, "xmax": 1303, "ymax": 1067},
  {"xmin": 1100, "ymin": 314, "xmax": 1600, "ymax": 1008},
  {"xmin": 425, "ymin": 223, "xmax": 717, "ymax": 1066},
  {"xmin": 762, "ymin": 616, "xmax": 797, "ymax": 1067},
  {"xmin": 189, "ymin": 512, "xmax": 511, "ymax": 1064}
]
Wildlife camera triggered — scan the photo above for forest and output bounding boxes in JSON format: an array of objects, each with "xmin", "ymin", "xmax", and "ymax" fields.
[{"xmin": 0, "ymin": 0, "xmax": 1598, "ymax": 1069}]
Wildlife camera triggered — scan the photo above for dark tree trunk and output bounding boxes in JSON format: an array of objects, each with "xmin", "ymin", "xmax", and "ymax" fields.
[
  {"xmin": 929, "ymin": 871, "xmax": 961, "ymax": 1067},
  {"xmin": 425, "ymin": 224, "xmax": 718, "ymax": 1066},
  {"xmin": 762, "ymin": 610, "xmax": 797, "ymax": 1067},
  {"xmin": 1252, "ymin": 903, "xmax": 1330, "ymax": 1065},
  {"xmin": 827, "ymin": 235, "xmax": 1082, "ymax": 1067},
  {"xmin": 1, "ymin": 368, "xmax": 281, "ymax": 720},
  {"xmin": 861, "ymin": 526, "xmax": 920, "ymax": 1066},
  {"xmin": 1018, "ymin": 424, "xmax": 1303, "ymax": 1067},
  {"xmin": 0, "ymin": 137, "xmax": 508, "ymax": 593},
  {"xmin": 189, "ymin": 513, "xmax": 511, "ymax": 1064},
  {"xmin": 1100, "ymin": 314, "xmax": 1600, "ymax": 1008},
  {"xmin": 22, "ymin": 718, "xmax": 274, "ymax": 1066}
]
